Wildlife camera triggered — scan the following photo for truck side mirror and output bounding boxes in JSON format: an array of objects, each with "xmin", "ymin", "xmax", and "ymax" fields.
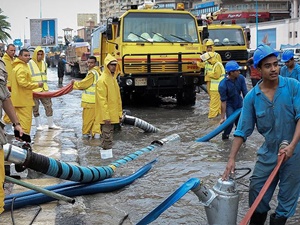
[
  {"xmin": 203, "ymin": 27, "xmax": 209, "ymax": 40},
  {"xmin": 247, "ymin": 32, "xmax": 251, "ymax": 41},
  {"xmin": 107, "ymin": 24, "xmax": 113, "ymax": 40}
]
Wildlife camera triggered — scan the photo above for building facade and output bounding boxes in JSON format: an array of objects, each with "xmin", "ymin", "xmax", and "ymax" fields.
[{"xmin": 98, "ymin": 0, "xmax": 299, "ymax": 26}]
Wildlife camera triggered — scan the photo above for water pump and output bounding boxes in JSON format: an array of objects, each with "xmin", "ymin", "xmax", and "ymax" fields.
[{"xmin": 192, "ymin": 178, "xmax": 239, "ymax": 225}]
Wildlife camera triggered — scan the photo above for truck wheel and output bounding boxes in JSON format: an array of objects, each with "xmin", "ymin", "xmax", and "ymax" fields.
[{"xmin": 177, "ymin": 89, "xmax": 196, "ymax": 106}]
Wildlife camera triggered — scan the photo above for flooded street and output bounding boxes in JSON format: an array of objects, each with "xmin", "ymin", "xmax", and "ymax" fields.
[{"xmin": 2, "ymin": 67, "xmax": 300, "ymax": 225}]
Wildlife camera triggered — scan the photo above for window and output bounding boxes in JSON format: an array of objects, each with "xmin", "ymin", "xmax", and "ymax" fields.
[{"xmin": 123, "ymin": 12, "xmax": 199, "ymax": 43}]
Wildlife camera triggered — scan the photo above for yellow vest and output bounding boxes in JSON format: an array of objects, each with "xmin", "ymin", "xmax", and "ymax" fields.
[
  {"xmin": 28, "ymin": 60, "xmax": 49, "ymax": 92},
  {"xmin": 210, "ymin": 62, "xmax": 225, "ymax": 91},
  {"xmin": 204, "ymin": 62, "xmax": 213, "ymax": 82},
  {"xmin": 82, "ymin": 69, "xmax": 100, "ymax": 104}
]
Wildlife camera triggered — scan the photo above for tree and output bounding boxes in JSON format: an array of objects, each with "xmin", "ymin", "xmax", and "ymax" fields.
[{"xmin": 0, "ymin": 8, "xmax": 11, "ymax": 43}]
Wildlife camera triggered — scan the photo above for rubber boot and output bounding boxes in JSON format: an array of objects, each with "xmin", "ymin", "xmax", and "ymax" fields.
[
  {"xmin": 58, "ymin": 78, "xmax": 63, "ymax": 88},
  {"xmin": 34, "ymin": 116, "xmax": 44, "ymax": 131},
  {"xmin": 47, "ymin": 116, "xmax": 61, "ymax": 129},
  {"xmin": 269, "ymin": 213, "xmax": 287, "ymax": 225},
  {"xmin": 250, "ymin": 211, "xmax": 268, "ymax": 225}
]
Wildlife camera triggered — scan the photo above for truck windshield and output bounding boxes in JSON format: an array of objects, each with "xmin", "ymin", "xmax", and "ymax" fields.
[
  {"xmin": 208, "ymin": 28, "xmax": 245, "ymax": 46},
  {"xmin": 123, "ymin": 12, "xmax": 199, "ymax": 43}
]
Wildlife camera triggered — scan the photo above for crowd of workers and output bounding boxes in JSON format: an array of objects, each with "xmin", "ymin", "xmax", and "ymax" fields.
[
  {"xmin": 0, "ymin": 44, "xmax": 122, "ymax": 215},
  {"xmin": 1, "ymin": 40, "xmax": 300, "ymax": 224},
  {"xmin": 195, "ymin": 39, "xmax": 300, "ymax": 224}
]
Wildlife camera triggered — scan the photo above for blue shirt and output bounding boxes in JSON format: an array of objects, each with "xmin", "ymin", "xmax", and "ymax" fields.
[
  {"xmin": 280, "ymin": 63, "xmax": 300, "ymax": 81},
  {"xmin": 234, "ymin": 76, "xmax": 300, "ymax": 164},
  {"xmin": 218, "ymin": 74, "xmax": 248, "ymax": 110}
]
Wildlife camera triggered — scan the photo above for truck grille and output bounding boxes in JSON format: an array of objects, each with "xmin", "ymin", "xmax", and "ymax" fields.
[
  {"xmin": 219, "ymin": 50, "xmax": 248, "ymax": 61},
  {"xmin": 122, "ymin": 52, "xmax": 201, "ymax": 76}
]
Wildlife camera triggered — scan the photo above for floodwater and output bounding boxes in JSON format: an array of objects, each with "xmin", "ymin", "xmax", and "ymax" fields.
[{"xmin": 3, "ymin": 68, "xmax": 300, "ymax": 224}]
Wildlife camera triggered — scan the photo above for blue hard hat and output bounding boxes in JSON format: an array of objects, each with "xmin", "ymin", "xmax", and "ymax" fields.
[
  {"xmin": 253, "ymin": 44, "xmax": 279, "ymax": 68},
  {"xmin": 225, "ymin": 60, "xmax": 240, "ymax": 73},
  {"xmin": 281, "ymin": 50, "xmax": 294, "ymax": 63}
]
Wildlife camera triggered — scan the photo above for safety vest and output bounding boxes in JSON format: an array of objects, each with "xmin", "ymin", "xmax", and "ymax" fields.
[
  {"xmin": 28, "ymin": 60, "xmax": 48, "ymax": 92},
  {"xmin": 210, "ymin": 62, "xmax": 225, "ymax": 91},
  {"xmin": 204, "ymin": 62, "xmax": 214, "ymax": 82},
  {"xmin": 82, "ymin": 69, "xmax": 100, "ymax": 104}
]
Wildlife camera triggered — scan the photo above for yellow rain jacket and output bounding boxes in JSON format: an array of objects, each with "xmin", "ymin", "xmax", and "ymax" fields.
[
  {"xmin": 95, "ymin": 54, "xmax": 122, "ymax": 124},
  {"xmin": 2, "ymin": 52, "xmax": 14, "ymax": 88},
  {"xmin": 73, "ymin": 66, "xmax": 101, "ymax": 108},
  {"xmin": 205, "ymin": 57, "xmax": 225, "ymax": 118},
  {"xmin": 28, "ymin": 46, "xmax": 48, "ymax": 92},
  {"xmin": 11, "ymin": 58, "xmax": 39, "ymax": 107}
]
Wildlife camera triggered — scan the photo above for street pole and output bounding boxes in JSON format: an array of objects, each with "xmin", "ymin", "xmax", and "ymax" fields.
[
  {"xmin": 40, "ymin": 0, "xmax": 42, "ymax": 18},
  {"xmin": 23, "ymin": 17, "xmax": 28, "ymax": 47},
  {"xmin": 256, "ymin": 0, "xmax": 258, "ymax": 48}
]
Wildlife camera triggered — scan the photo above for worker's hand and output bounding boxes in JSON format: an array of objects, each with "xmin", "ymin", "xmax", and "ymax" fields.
[
  {"xmin": 38, "ymin": 82, "xmax": 44, "ymax": 87},
  {"xmin": 192, "ymin": 61, "xmax": 197, "ymax": 65},
  {"xmin": 104, "ymin": 120, "xmax": 111, "ymax": 125},
  {"xmin": 14, "ymin": 124, "xmax": 24, "ymax": 141},
  {"xmin": 222, "ymin": 158, "xmax": 235, "ymax": 180},
  {"xmin": 278, "ymin": 144, "xmax": 294, "ymax": 162},
  {"xmin": 219, "ymin": 118, "xmax": 225, "ymax": 124}
]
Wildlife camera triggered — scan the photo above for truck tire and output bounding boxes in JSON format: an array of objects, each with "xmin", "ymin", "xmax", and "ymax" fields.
[{"xmin": 176, "ymin": 88, "xmax": 196, "ymax": 106}]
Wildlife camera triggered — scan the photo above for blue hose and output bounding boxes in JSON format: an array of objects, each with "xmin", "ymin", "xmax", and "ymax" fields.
[
  {"xmin": 136, "ymin": 178, "xmax": 200, "ymax": 225},
  {"xmin": 4, "ymin": 160, "xmax": 156, "ymax": 211},
  {"xmin": 4, "ymin": 177, "xmax": 123, "ymax": 201},
  {"xmin": 195, "ymin": 108, "xmax": 241, "ymax": 142}
]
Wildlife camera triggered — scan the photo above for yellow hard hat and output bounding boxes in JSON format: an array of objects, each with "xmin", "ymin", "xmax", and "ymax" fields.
[{"xmin": 205, "ymin": 39, "xmax": 214, "ymax": 46}]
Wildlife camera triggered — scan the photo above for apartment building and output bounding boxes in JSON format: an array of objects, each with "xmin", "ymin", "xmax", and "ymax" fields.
[{"xmin": 99, "ymin": 0, "xmax": 296, "ymax": 26}]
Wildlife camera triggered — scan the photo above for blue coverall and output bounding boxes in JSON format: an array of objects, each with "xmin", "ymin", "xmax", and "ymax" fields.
[
  {"xmin": 234, "ymin": 75, "xmax": 300, "ymax": 218},
  {"xmin": 280, "ymin": 63, "xmax": 300, "ymax": 81},
  {"xmin": 218, "ymin": 74, "xmax": 248, "ymax": 137}
]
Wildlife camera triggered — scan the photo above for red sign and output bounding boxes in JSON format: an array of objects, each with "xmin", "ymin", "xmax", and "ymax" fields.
[{"xmin": 217, "ymin": 12, "xmax": 270, "ymax": 20}]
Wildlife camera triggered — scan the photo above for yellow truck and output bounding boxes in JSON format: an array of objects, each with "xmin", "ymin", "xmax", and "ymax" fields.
[
  {"xmin": 93, "ymin": 2, "xmax": 203, "ymax": 105},
  {"xmin": 65, "ymin": 42, "xmax": 90, "ymax": 78},
  {"xmin": 198, "ymin": 23, "xmax": 250, "ymax": 76}
]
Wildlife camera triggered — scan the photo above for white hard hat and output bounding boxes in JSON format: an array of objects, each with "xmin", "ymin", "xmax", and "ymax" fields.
[
  {"xmin": 60, "ymin": 53, "xmax": 66, "ymax": 57},
  {"xmin": 223, "ymin": 38, "xmax": 229, "ymax": 43}
]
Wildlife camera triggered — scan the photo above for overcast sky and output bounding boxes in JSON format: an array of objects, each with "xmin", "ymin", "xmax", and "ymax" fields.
[{"xmin": 1, "ymin": 0, "xmax": 99, "ymax": 43}]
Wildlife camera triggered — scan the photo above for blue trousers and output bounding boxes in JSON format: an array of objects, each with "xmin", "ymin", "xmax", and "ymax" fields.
[
  {"xmin": 223, "ymin": 105, "xmax": 239, "ymax": 136},
  {"xmin": 249, "ymin": 151, "xmax": 300, "ymax": 218}
]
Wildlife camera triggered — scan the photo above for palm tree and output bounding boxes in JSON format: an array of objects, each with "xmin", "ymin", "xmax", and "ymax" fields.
[{"xmin": 0, "ymin": 8, "xmax": 11, "ymax": 43}]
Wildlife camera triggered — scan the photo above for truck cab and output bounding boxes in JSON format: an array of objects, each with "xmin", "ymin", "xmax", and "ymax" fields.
[{"xmin": 198, "ymin": 23, "xmax": 250, "ymax": 76}]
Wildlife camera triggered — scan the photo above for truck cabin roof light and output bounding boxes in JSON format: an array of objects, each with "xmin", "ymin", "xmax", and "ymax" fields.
[{"xmin": 176, "ymin": 3, "xmax": 185, "ymax": 10}]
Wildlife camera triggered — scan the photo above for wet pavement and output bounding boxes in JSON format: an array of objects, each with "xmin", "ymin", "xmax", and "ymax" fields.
[{"xmin": 1, "ymin": 68, "xmax": 300, "ymax": 224}]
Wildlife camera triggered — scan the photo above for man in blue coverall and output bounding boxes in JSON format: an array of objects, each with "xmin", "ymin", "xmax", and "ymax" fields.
[
  {"xmin": 222, "ymin": 44, "xmax": 300, "ymax": 225},
  {"xmin": 280, "ymin": 49, "xmax": 300, "ymax": 81},
  {"xmin": 218, "ymin": 60, "xmax": 248, "ymax": 140}
]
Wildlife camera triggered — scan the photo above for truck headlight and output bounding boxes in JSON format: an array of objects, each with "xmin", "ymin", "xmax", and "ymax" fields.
[{"xmin": 126, "ymin": 79, "xmax": 133, "ymax": 86}]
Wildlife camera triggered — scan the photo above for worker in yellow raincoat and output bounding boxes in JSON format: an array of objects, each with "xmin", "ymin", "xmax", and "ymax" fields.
[
  {"xmin": 2, "ymin": 44, "xmax": 16, "ymax": 134},
  {"xmin": 201, "ymin": 52, "xmax": 225, "ymax": 118},
  {"xmin": 95, "ymin": 54, "xmax": 122, "ymax": 157},
  {"xmin": 73, "ymin": 56, "xmax": 101, "ymax": 139},
  {"xmin": 11, "ymin": 49, "xmax": 43, "ymax": 134}
]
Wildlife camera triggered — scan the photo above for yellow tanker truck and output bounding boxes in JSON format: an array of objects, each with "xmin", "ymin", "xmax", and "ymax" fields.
[
  {"xmin": 93, "ymin": 2, "xmax": 203, "ymax": 105},
  {"xmin": 198, "ymin": 23, "xmax": 250, "ymax": 76}
]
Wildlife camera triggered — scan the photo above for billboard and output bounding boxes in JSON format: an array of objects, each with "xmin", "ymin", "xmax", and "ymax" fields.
[
  {"xmin": 30, "ymin": 18, "xmax": 58, "ymax": 47},
  {"xmin": 257, "ymin": 28, "xmax": 276, "ymax": 49}
]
